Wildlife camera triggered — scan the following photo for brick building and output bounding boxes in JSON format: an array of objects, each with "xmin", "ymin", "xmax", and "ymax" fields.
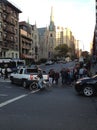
[{"xmin": 0, "ymin": 0, "xmax": 21, "ymax": 58}]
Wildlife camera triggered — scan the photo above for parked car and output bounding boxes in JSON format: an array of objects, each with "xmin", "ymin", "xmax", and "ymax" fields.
[
  {"xmin": 74, "ymin": 75, "xmax": 97, "ymax": 97},
  {"xmin": 10, "ymin": 67, "xmax": 48, "ymax": 89},
  {"xmin": 45, "ymin": 60, "xmax": 54, "ymax": 65}
]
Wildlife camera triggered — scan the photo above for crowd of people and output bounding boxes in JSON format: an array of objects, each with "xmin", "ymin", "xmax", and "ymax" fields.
[
  {"xmin": 0, "ymin": 61, "xmax": 93, "ymax": 88},
  {"xmin": 47, "ymin": 61, "xmax": 92, "ymax": 87}
]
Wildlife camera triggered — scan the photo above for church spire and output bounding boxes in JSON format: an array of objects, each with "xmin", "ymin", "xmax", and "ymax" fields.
[
  {"xmin": 49, "ymin": 6, "xmax": 55, "ymax": 31},
  {"xmin": 50, "ymin": 6, "xmax": 54, "ymax": 23}
]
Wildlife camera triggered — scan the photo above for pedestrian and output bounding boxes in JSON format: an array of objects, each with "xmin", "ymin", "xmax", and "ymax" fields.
[
  {"xmin": 60, "ymin": 68, "xmax": 66, "ymax": 85},
  {"xmin": 37, "ymin": 68, "xmax": 43, "ymax": 89},
  {"xmin": 65, "ymin": 68, "xmax": 69, "ymax": 84},
  {"xmin": 48, "ymin": 69, "xmax": 55, "ymax": 85},
  {"xmin": 79, "ymin": 67, "xmax": 84, "ymax": 78},
  {"xmin": 4, "ymin": 67, "xmax": 8, "ymax": 80},
  {"xmin": 1, "ymin": 68, "xmax": 3, "ymax": 78},
  {"xmin": 54, "ymin": 71, "xmax": 60, "ymax": 84}
]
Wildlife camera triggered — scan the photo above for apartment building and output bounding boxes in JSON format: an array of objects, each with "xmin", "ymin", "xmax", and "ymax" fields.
[
  {"xmin": 56, "ymin": 26, "xmax": 64, "ymax": 46},
  {"xmin": 19, "ymin": 21, "xmax": 39, "ymax": 64},
  {"xmin": 19, "ymin": 21, "xmax": 32, "ymax": 64},
  {"xmin": 31, "ymin": 24, "xmax": 39, "ymax": 62},
  {"xmin": 56, "ymin": 26, "xmax": 76, "ymax": 57},
  {"xmin": 0, "ymin": 0, "xmax": 21, "ymax": 58}
]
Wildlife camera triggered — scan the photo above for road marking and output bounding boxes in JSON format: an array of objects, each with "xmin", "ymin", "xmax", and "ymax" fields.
[
  {"xmin": 31, "ymin": 89, "xmax": 40, "ymax": 93},
  {"xmin": 0, "ymin": 89, "xmax": 40, "ymax": 108}
]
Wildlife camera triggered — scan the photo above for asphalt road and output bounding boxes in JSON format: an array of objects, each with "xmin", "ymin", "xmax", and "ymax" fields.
[{"xmin": 0, "ymin": 62, "xmax": 97, "ymax": 130}]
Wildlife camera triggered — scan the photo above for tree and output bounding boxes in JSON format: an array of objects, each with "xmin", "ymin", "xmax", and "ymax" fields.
[
  {"xmin": 54, "ymin": 44, "xmax": 69, "ymax": 57},
  {"xmin": 81, "ymin": 51, "xmax": 89, "ymax": 57},
  {"xmin": 81, "ymin": 51, "xmax": 90, "ymax": 63}
]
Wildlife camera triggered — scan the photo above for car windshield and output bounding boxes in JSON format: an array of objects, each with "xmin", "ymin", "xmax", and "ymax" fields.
[{"xmin": 26, "ymin": 69, "xmax": 38, "ymax": 74}]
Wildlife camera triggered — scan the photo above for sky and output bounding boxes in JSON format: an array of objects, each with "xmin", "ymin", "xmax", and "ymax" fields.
[{"xmin": 9, "ymin": 0, "xmax": 96, "ymax": 52}]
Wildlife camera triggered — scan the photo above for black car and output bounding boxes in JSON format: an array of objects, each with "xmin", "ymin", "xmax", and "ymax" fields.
[{"xmin": 74, "ymin": 75, "xmax": 97, "ymax": 97}]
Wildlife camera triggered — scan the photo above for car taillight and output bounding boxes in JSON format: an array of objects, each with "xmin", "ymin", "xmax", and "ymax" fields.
[{"xmin": 30, "ymin": 75, "xmax": 33, "ymax": 80}]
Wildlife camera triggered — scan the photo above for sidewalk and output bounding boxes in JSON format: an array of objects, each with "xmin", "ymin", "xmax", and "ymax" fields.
[{"xmin": 0, "ymin": 77, "xmax": 10, "ymax": 82}]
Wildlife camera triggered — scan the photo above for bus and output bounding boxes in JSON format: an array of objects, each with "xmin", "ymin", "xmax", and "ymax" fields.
[{"xmin": 0, "ymin": 59, "xmax": 25, "ymax": 73}]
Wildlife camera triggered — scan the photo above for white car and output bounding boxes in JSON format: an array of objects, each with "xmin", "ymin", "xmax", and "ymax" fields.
[{"xmin": 45, "ymin": 61, "xmax": 54, "ymax": 65}]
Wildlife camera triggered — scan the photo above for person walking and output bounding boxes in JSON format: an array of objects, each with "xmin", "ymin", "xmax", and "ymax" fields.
[
  {"xmin": 4, "ymin": 67, "xmax": 8, "ymax": 80},
  {"xmin": 48, "ymin": 69, "xmax": 55, "ymax": 85},
  {"xmin": 1, "ymin": 68, "xmax": 3, "ymax": 78},
  {"xmin": 60, "ymin": 68, "xmax": 66, "ymax": 85},
  {"xmin": 54, "ymin": 71, "xmax": 60, "ymax": 84},
  {"xmin": 37, "ymin": 69, "xmax": 43, "ymax": 89}
]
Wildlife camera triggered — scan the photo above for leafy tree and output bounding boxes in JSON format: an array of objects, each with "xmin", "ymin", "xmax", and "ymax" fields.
[
  {"xmin": 54, "ymin": 44, "xmax": 69, "ymax": 57},
  {"xmin": 81, "ymin": 51, "xmax": 89, "ymax": 57},
  {"xmin": 81, "ymin": 51, "xmax": 91, "ymax": 63}
]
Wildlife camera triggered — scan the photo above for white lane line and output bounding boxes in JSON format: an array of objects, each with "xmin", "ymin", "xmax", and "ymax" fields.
[
  {"xmin": 0, "ymin": 94, "xmax": 26, "ymax": 108},
  {"xmin": 0, "ymin": 89, "xmax": 40, "ymax": 108},
  {"xmin": 31, "ymin": 89, "xmax": 40, "ymax": 93}
]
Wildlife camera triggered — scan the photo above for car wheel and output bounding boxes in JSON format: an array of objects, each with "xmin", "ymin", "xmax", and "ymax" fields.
[
  {"xmin": 29, "ymin": 82, "xmax": 38, "ymax": 91},
  {"xmin": 83, "ymin": 86, "xmax": 94, "ymax": 97},
  {"xmin": 22, "ymin": 80, "xmax": 27, "ymax": 88}
]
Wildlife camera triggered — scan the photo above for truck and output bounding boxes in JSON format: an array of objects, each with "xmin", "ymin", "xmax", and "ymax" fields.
[{"xmin": 10, "ymin": 67, "xmax": 48, "ymax": 89}]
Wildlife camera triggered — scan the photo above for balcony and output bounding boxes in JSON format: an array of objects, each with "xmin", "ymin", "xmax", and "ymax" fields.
[
  {"xmin": 21, "ymin": 54, "xmax": 33, "ymax": 59},
  {"xmin": 22, "ymin": 45, "xmax": 31, "ymax": 50}
]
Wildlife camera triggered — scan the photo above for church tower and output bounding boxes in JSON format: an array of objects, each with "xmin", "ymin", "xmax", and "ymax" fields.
[
  {"xmin": 48, "ymin": 6, "xmax": 56, "ymax": 59},
  {"xmin": 49, "ymin": 6, "xmax": 55, "ymax": 31}
]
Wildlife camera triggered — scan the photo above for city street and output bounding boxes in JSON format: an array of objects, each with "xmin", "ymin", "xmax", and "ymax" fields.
[
  {"xmin": 0, "ymin": 0, "xmax": 96, "ymax": 129},
  {"xmin": 0, "ymin": 62, "xmax": 97, "ymax": 130}
]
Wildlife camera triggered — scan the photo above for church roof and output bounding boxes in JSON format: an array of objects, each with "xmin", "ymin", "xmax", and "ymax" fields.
[{"xmin": 38, "ymin": 27, "xmax": 47, "ymax": 35}]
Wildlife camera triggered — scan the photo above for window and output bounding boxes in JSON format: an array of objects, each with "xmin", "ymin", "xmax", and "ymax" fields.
[
  {"xmin": 12, "ymin": 27, "xmax": 14, "ymax": 32},
  {"xmin": 4, "ymin": 33, "xmax": 7, "ymax": 38},
  {"xmin": 15, "ymin": 45, "xmax": 18, "ymax": 50},
  {"xmin": 0, "ymin": 12, "xmax": 2, "ymax": 18},
  {"xmin": 3, "ymin": 14, "xmax": 7, "ymax": 19},
  {"xmin": 11, "ymin": 36, "xmax": 13, "ymax": 41},
  {"xmin": 0, "ymin": 22, "xmax": 1, "ymax": 28},
  {"xmin": 11, "ymin": 18, "xmax": 14, "ymax": 24},
  {"xmin": 26, "ymin": 69, "xmax": 38, "ymax": 74},
  {"xmin": 12, "ymin": 52, "xmax": 14, "ymax": 58},
  {"xmin": 15, "ymin": 20, "xmax": 17, "ymax": 26},
  {"xmin": 15, "ymin": 37, "xmax": 18, "ymax": 43},
  {"xmin": 15, "ymin": 29, "xmax": 17, "ymax": 34},
  {"xmin": 0, "ymin": 32, "xmax": 2, "ymax": 38},
  {"xmin": 4, "ymin": 24, "xmax": 6, "ymax": 29},
  {"xmin": 35, "ymin": 35, "xmax": 37, "ymax": 39},
  {"xmin": 50, "ymin": 33, "xmax": 53, "ymax": 37},
  {"xmin": 15, "ymin": 53, "xmax": 18, "ymax": 58}
]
